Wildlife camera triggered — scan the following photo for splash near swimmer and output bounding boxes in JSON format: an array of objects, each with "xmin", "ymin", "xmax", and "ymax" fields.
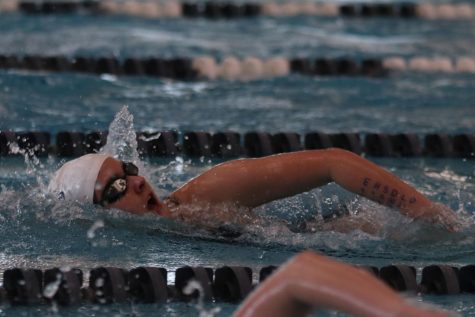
[
  {"xmin": 47, "ymin": 106, "xmax": 464, "ymax": 238},
  {"xmin": 47, "ymin": 106, "xmax": 128, "ymax": 203}
]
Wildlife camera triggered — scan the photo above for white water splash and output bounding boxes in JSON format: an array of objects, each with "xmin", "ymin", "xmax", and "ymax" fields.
[
  {"xmin": 43, "ymin": 273, "xmax": 61, "ymax": 299},
  {"xmin": 100, "ymin": 105, "xmax": 140, "ymax": 165},
  {"xmin": 100, "ymin": 74, "xmax": 117, "ymax": 82},
  {"xmin": 425, "ymin": 169, "xmax": 468, "ymax": 183},
  {"xmin": 99, "ymin": 105, "xmax": 162, "ymax": 195},
  {"xmin": 138, "ymin": 132, "xmax": 161, "ymax": 142},
  {"xmin": 8, "ymin": 142, "xmax": 48, "ymax": 192},
  {"xmin": 184, "ymin": 280, "xmax": 221, "ymax": 317},
  {"xmin": 87, "ymin": 219, "xmax": 105, "ymax": 239}
]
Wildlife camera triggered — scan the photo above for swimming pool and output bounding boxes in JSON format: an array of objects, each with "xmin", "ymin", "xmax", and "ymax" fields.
[{"xmin": 0, "ymin": 1, "xmax": 474, "ymax": 316}]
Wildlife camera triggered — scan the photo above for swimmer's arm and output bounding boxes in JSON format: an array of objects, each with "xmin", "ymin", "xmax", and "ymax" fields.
[
  {"xmin": 232, "ymin": 251, "xmax": 453, "ymax": 317},
  {"xmin": 172, "ymin": 148, "xmax": 454, "ymax": 227}
]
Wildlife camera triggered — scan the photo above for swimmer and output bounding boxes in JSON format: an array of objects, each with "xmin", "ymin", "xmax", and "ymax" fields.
[
  {"xmin": 232, "ymin": 251, "xmax": 455, "ymax": 317},
  {"xmin": 48, "ymin": 148, "xmax": 460, "ymax": 233}
]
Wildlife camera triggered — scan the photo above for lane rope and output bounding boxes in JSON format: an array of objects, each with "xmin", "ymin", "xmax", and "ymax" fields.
[
  {"xmin": 1, "ymin": 0, "xmax": 475, "ymax": 20},
  {"xmin": 1, "ymin": 131, "xmax": 474, "ymax": 158},
  {"xmin": 1, "ymin": 55, "xmax": 475, "ymax": 81},
  {"xmin": 0, "ymin": 263, "xmax": 473, "ymax": 307}
]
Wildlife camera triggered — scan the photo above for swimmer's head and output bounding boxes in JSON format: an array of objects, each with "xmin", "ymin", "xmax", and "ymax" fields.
[
  {"xmin": 49, "ymin": 154, "xmax": 109, "ymax": 203},
  {"xmin": 49, "ymin": 154, "xmax": 169, "ymax": 217}
]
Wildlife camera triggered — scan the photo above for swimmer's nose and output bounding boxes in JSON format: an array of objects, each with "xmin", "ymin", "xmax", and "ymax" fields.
[{"xmin": 129, "ymin": 175, "xmax": 145, "ymax": 194}]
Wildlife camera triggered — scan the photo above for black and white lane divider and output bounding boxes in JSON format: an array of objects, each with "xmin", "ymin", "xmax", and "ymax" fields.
[
  {"xmin": 1, "ymin": 131, "xmax": 474, "ymax": 158},
  {"xmin": 2, "ymin": 1, "xmax": 475, "ymax": 20},
  {"xmin": 1, "ymin": 55, "xmax": 475, "ymax": 81}
]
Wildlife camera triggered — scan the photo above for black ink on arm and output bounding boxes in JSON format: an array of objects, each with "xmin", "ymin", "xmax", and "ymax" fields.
[{"xmin": 360, "ymin": 178, "xmax": 417, "ymax": 209}]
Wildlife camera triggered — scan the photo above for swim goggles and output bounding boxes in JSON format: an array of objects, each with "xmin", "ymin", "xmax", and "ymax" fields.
[{"xmin": 99, "ymin": 161, "xmax": 139, "ymax": 206}]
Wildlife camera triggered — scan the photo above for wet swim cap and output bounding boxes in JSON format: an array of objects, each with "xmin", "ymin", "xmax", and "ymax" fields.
[{"xmin": 48, "ymin": 154, "xmax": 110, "ymax": 203}]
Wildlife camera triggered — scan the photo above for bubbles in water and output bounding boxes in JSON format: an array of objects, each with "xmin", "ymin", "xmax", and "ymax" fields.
[
  {"xmin": 184, "ymin": 280, "xmax": 221, "ymax": 317},
  {"xmin": 87, "ymin": 219, "xmax": 105, "ymax": 239}
]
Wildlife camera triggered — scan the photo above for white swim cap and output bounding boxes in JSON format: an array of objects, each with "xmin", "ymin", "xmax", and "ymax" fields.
[{"xmin": 48, "ymin": 154, "xmax": 110, "ymax": 203}]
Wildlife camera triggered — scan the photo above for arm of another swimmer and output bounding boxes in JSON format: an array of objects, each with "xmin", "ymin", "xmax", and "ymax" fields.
[
  {"xmin": 171, "ymin": 149, "xmax": 455, "ymax": 227},
  {"xmin": 232, "ymin": 251, "xmax": 453, "ymax": 317}
]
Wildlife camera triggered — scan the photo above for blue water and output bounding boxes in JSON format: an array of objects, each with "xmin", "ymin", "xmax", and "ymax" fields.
[{"xmin": 0, "ymin": 2, "xmax": 475, "ymax": 316}]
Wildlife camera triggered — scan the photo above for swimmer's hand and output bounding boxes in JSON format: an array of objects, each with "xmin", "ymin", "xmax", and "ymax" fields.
[{"xmin": 419, "ymin": 203, "xmax": 462, "ymax": 233}]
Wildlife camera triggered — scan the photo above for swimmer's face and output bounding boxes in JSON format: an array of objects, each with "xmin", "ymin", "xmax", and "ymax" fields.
[{"xmin": 94, "ymin": 158, "xmax": 170, "ymax": 217}]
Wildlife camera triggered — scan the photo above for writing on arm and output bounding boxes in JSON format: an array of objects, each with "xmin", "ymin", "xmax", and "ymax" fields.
[{"xmin": 360, "ymin": 177, "xmax": 417, "ymax": 210}]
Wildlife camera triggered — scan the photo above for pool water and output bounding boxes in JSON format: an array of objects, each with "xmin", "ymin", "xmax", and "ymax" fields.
[{"xmin": 0, "ymin": 1, "xmax": 475, "ymax": 316}]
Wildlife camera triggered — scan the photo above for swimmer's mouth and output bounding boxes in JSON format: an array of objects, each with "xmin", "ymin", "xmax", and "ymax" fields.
[
  {"xmin": 147, "ymin": 195, "xmax": 158, "ymax": 212},
  {"xmin": 147, "ymin": 194, "xmax": 162, "ymax": 216}
]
